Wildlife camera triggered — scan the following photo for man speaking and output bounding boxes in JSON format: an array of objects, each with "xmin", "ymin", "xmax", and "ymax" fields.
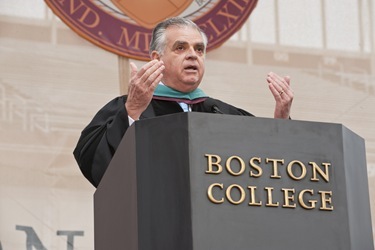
[{"xmin": 73, "ymin": 17, "xmax": 294, "ymax": 187}]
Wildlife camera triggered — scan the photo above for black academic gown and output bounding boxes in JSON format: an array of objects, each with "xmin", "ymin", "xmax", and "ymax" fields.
[{"xmin": 73, "ymin": 96, "xmax": 254, "ymax": 187}]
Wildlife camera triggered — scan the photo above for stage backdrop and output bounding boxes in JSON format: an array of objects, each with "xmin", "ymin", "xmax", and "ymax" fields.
[{"xmin": 1, "ymin": 0, "xmax": 375, "ymax": 249}]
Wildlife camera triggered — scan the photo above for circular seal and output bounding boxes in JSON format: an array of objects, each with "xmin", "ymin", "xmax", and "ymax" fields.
[{"xmin": 45, "ymin": 0, "xmax": 258, "ymax": 61}]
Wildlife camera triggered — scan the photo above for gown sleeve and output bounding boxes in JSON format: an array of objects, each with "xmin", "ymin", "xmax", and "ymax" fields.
[{"xmin": 73, "ymin": 96, "xmax": 129, "ymax": 187}]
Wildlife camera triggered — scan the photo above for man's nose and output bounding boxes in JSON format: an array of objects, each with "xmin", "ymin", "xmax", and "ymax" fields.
[{"xmin": 186, "ymin": 47, "xmax": 198, "ymax": 60}]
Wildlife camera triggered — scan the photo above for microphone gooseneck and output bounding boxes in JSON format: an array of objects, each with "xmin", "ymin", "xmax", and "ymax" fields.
[
  {"xmin": 212, "ymin": 105, "xmax": 223, "ymax": 114},
  {"xmin": 204, "ymin": 99, "xmax": 224, "ymax": 114}
]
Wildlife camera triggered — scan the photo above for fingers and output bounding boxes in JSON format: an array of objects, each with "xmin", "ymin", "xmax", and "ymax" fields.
[
  {"xmin": 128, "ymin": 59, "xmax": 165, "ymax": 96},
  {"xmin": 284, "ymin": 75, "xmax": 290, "ymax": 85},
  {"xmin": 146, "ymin": 61, "xmax": 165, "ymax": 90},
  {"xmin": 130, "ymin": 62, "xmax": 138, "ymax": 78},
  {"xmin": 266, "ymin": 72, "xmax": 294, "ymax": 119},
  {"xmin": 126, "ymin": 60, "xmax": 165, "ymax": 120},
  {"xmin": 134, "ymin": 60, "xmax": 164, "ymax": 88},
  {"xmin": 267, "ymin": 72, "xmax": 292, "ymax": 98}
]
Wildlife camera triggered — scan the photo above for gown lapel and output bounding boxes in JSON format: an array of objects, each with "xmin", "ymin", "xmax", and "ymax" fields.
[{"xmin": 140, "ymin": 100, "xmax": 183, "ymax": 120}]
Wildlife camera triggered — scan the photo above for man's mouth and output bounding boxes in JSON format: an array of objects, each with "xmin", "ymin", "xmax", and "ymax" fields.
[{"xmin": 184, "ymin": 65, "xmax": 198, "ymax": 72}]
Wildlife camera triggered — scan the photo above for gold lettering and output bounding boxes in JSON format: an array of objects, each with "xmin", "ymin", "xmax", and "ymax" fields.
[
  {"xmin": 69, "ymin": 0, "xmax": 100, "ymax": 28},
  {"xmin": 118, "ymin": 27, "xmax": 141, "ymax": 50},
  {"xmin": 199, "ymin": 23, "xmax": 214, "ymax": 41},
  {"xmin": 227, "ymin": 0, "xmax": 249, "ymax": 12},
  {"xmin": 143, "ymin": 33, "xmax": 151, "ymax": 52},
  {"xmin": 226, "ymin": 184, "xmax": 246, "ymax": 205},
  {"xmin": 226, "ymin": 155, "xmax": 245, "ymax": 176},
  {"xmin": 217, "ymin": 5, "xmax": 239, "ymax": 26},
  {"xmin": 205, "ymin": 154, "xmax": 223, "ymax": 174},
  {"xmin": 204, "ymin": 153, "xmax": 334, "ymax": 211},
  {"xmin": 249, "ymin": 157, "xmax": 262, "ymax": 177},
  {"xmin": 282, "ymin": 188, "xmax": 296, "ymax": 208},
  {"xmin": 266, "ymin": 158, "xmax": 283, "ymax": 179},
  {"xmin": 207, "ymin": 183, "xmax": 224, "ymax": 204},
  {"xmin": 287, "ymin": 160, "xmax": 307, "ymax": 180},
  {"xmin": 265, "ymin": 187, "xmax": 279, "ymax": 207},
  {"xmin": 70, "ymin": 0, "xmax": 84, "ymax": 13},
  {"xmin": 310, "ymin": 162, "xmax": 330, "ymax": 182},
  {"xmin": 205, "ymin": 18, "xmax": 228, "ymax": 37},
  {"xmin": 319, "ymin": 191, "xmax": 334, "ymax": 211},
  {"xmin": 298, "ymin": 189, "xmax": 317, "ymax": 209},
  {"xmin": 247, "ymin": 186, "xmax": 262, "ymax": 206}
]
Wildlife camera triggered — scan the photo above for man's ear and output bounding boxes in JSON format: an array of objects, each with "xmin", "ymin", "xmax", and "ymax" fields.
[{"xmin": 151, "ymin": 51, "xmax": 160, "ymax": 60}]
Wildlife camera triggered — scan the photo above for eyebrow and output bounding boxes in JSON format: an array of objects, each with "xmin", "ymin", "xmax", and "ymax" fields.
[
  {"xmin": 195, "ymin": 42, "xmax": 205, "ymax": 48},
  {"xmin": 171, "ymin": 40, "xmax": 206, "ymax": 49},
  {"xmin": 172, "ymin": 40, "xmax": 188, "ymax": 49}
]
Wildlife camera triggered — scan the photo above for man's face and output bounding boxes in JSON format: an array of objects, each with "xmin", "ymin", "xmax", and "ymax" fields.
[{"xmin": 156, "ymin": 26, "xmax": 206, "ymax": 93}]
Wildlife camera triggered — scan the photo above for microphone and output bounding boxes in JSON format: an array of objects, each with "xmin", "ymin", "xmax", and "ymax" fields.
[
  {"xmin": 212, "ymin": 105, "xmax": 223, "ymax": 114},
  {"xmin": 204, "ymin": 99, "xmax": 224, "ymax": 114}
]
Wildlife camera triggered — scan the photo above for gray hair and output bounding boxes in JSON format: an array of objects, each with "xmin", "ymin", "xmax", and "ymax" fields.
[{"xmin": 149, "ymin": 17, "xmax": 208, "ymax": 56}]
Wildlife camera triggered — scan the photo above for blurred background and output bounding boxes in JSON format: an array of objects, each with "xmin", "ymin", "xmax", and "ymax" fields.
[{"xmin": 1, "ymin": 0, "xmax": 374, "ymax": 249}]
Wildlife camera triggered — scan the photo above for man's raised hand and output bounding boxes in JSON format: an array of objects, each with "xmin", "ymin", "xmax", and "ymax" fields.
[{"xmin": 125, "ymin": 60, "xmax": 165, "ymax": 120}]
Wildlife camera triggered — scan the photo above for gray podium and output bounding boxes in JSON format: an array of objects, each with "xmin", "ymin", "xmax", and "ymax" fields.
[{"xmin": 94, "ymin": 113, "xmax": 373, "ymax": 250}]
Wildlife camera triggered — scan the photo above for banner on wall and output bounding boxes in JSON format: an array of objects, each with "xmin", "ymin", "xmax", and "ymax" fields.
[{"xmin": 44, "ymin": 0, "xmax": 258, "ymax": 60}]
